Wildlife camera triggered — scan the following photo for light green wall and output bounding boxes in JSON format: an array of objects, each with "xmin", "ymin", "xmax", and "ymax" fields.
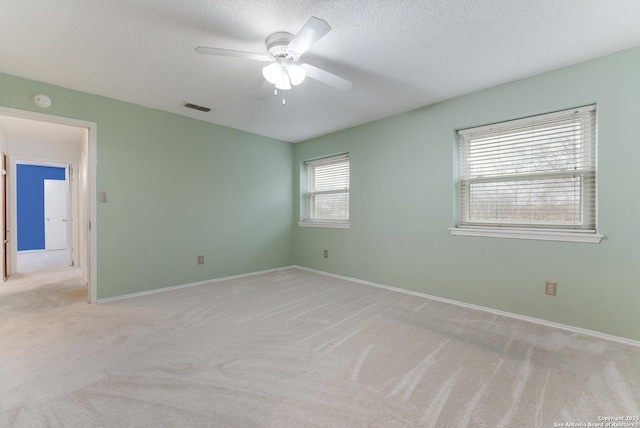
[
  {"xmin": 293, "ymin": 47, "xmax": 640, "ymax": 342},
  {"xmin": 0, "ymin": 73, "xmax": 293, "ymax": 299}
]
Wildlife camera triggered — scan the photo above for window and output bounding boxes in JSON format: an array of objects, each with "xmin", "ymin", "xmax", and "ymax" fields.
[
  {"xmin": 300, "ymin": 153, "xmax": 349, "ymax": 228},
  {"xmin": 450, "ymin": 105, "xmax": 602, "ymax": 243}
]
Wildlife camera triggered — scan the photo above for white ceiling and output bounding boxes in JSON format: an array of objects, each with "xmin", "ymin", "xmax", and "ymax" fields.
[{"xmin": 1, "ymin": 0, "xmax": 640, "ymax": 143}]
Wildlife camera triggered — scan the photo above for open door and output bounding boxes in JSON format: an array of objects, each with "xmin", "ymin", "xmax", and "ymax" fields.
[{"xmin": 44, "ymin": 178, "xmax": 69, "ymax": 252}]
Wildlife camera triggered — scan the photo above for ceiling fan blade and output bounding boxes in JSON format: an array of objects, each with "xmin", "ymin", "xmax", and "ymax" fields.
[
  {"xmin": 300, "ymin": 63, "xmax": 352, "ymax": 91},
  {"xmin": 287, "ymin": 17, "xmax": 331, "ymax": 56},
  {"xmin": 195, "ymin": 46, "xmax": 270, "ymax": 62}
]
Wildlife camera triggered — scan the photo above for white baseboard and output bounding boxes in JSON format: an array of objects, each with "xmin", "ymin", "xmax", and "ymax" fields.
[
  {"xmin": 293, "ymin": 265, "xmax": 640, "ymax": 349},
  {"xmin": 97, "ymin": 265, "xmax": 296, "ymax": 304}
]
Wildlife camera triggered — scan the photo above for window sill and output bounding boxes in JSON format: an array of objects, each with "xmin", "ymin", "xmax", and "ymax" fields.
[
  {"xmin": 448, "ymin": 227, "xmax": 604, "ymax": 243},
  {"xmin": 298, "ymin": 221, "xmax": 350, "ymax": 229}
]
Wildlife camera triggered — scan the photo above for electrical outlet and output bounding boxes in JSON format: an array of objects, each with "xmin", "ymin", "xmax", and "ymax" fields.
[
  {"xmin": 198, "ymin": 255, "xmax": 204, "ymax": 265},
  {"xmin": 323, "ymin": 250, "xmax": 328, "ymax": 258},
  {"xmin": 545, "ymin": 281, "xmax": 557, "ymax": 296}
]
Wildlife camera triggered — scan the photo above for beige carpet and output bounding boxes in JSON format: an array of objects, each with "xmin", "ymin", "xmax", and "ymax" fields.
[{"xmin": 1, "ymin": 259, "xmax": 639, "ymax": 427}]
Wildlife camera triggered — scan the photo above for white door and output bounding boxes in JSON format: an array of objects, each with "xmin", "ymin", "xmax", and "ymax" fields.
[{"xmin": 44, "ymin": 179, "xmax": 69, "ymax": 250}]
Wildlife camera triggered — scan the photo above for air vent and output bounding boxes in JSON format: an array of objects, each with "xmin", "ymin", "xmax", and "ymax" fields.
[{"xmin": 184, "ymin": 103, "xmax": 211, "ymax": 112}]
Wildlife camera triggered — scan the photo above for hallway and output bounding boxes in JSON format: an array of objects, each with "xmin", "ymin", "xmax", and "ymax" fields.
[{"xmin": 1, "ymin": 250, "xmax": 86, "ymax": 310}]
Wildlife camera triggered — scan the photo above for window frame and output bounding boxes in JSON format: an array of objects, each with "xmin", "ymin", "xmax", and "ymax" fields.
[
  {"xmin": 298, "ymin": 153, "xmax": 350, "ymax": 229},
  {"xmin": 449, "ymin": 106, "xmax": 603, "ymax": 243}
]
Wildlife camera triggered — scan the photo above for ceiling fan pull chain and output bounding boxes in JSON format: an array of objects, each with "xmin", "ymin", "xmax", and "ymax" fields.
[{"xmin": 282, "ymin": 93, "xmax": 286, "ymax": 105}]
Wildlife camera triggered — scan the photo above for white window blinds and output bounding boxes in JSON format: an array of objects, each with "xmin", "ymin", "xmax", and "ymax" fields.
[
  {"xmin": 304, "ymin": 154, "xmax": 349, "ymax": 223},
  {"xmin": 457, "ymin": 105, "xmax": 596, "ymax": 231}
]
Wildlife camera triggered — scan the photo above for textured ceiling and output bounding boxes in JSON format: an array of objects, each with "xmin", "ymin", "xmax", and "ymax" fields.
[{"xmin": 1, "ymin": 0, "xmax": 640, "ymax": 143}]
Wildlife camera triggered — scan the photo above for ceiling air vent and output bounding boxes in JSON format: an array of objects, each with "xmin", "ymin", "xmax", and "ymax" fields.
[{"xmin": 184, "ymin": 102, "xmax": 211, "ymax": 112}]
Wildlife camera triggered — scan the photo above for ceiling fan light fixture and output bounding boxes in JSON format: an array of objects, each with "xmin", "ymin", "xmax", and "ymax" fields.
[
  {"xmin": 262, "ymin": 60, "xmax": 306, "ymax": 90},
  {"xmin": 275, "ymin": 74, "xmax": 292, "ymax": 90},
  {"xmin": 262, "ymin": 62, "xmax": 282, "ymax": 85},
  {"xmin": 286, "ymin": 64, "xmax": 306, "ymax": 86},
  {"xmin": 263, "ymin": 62, "xmax": 293, "ymax": 90}
]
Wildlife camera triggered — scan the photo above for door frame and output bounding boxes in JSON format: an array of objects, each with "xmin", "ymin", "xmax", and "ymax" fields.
[
  {"xmin": 2, "ymin": 154, "xmax": 7, "ymax": 281},
  {"xmin": 0, "ymin": 107, "xmax": 97, "ymax": 303}
]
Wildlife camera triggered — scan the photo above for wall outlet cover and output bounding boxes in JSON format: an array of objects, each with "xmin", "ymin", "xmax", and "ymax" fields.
[{"xmin": 545, "ymin": 281, "xmax": 557, "ymax": 296}]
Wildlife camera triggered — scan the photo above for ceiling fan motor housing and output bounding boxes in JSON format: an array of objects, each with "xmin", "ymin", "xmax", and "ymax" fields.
[{"xmin": 265, "ymin": 32, "xmax": 298, "ymax": 61}]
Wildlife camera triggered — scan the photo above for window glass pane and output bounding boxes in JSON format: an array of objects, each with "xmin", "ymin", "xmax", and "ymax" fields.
[
  {"xmin": 311, "ymin": 193, "xmax": 349, "ymax": 220},
  {"xmin": 467, "ymin": 177, "xmax": 583, "ymax": 225}
]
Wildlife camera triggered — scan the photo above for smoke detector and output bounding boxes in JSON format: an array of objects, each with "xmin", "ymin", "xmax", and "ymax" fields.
[{"xmin": 32, "ymin": 94, "xmax": 52, "ymax": 108}]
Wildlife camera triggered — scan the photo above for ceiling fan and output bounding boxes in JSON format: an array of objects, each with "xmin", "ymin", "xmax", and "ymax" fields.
[{"xmin": 195, "ymin": 17, "xmax": 352, "ymax": 103}]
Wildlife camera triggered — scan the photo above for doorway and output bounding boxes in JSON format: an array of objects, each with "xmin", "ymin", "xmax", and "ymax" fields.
[{"xmin": 0, "ymin": 107, "xmax": 97, "ymax": 303}]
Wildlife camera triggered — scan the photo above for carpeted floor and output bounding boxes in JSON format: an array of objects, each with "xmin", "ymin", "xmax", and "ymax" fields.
[{"xmin": 1, "ymin": 256, "xmax": 639, "ymax": 427}]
